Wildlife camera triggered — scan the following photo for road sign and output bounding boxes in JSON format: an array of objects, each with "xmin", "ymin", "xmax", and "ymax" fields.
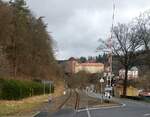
[
  {"xmin": 105, "ymin": 87, "xmax": 112, "ymax": 91},
  {"xmin": 100, "ymin": 78, "xmax": 104, "ymax": 83}
]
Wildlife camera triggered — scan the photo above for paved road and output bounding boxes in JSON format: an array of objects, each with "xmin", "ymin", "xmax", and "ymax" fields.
[
  {"xmin": 76, "ymin": 98, "xmax": 150, "ymax": 117},
  {"xmin": 35, "ymin": 98, "xmax": 150, "ymax": 117}
]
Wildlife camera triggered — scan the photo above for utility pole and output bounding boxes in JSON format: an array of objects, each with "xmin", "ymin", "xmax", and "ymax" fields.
[
  {"xmin": 107, "ymin": 0, "xmax": 116, "ymax": 97},
  {"xmin": 105, "ymin": 0, "xmax": 116, "ymax": 97},
  {"xmin": 96, "ymin": 0, "xmax": 116, "ymax": 97},
  {"xmin": 108, "ymin": 0, "xmax": 115, "ymax": 75}
]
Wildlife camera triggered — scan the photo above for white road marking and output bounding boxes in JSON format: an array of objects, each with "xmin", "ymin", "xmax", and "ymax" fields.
[
  {"xmin": 144, "ymin": 113, "xmax": 150, "ymax": 116},
  {"xmin": 77, "ymin": 103, "xmax": 126, "ymax": 113},
  {"xmin": 32, "ymin": 111, "xmax": 40, "ymax": 117},
  {"xmin": 86, "ymin": 108, "xmax": 91, "ymax": 117},
  {"xmin": 121, "ymin": 103, "xmax": 126, "ymax": 107}
]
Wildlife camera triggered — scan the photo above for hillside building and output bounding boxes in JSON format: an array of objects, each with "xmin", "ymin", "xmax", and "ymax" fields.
[{"xmin": 58, "ymin": 57, "xmax": 104, "ymax": 74}]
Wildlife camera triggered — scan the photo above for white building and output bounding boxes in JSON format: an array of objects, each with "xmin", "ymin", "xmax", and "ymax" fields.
[{"xmin": 119, "ymin": 67, "xmax": 138, "ymax": 80}]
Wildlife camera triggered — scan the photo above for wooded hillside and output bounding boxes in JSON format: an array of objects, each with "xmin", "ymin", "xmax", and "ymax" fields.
[{"xmin": 0, "ymin": 0, "xmax": 63, "ymax": 80}]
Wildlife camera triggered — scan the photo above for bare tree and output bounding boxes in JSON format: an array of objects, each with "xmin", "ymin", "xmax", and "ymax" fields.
[
  {"xmin": 133, "ymin": 11, "xmax": 150, "ymax": 68},
  {"xmin": 99, "ymin": 23, "xmax": 142, "ymax": 96},
  {"xmin": 134, "ymin": 11, "xmax": 150, "ymax": 51}
]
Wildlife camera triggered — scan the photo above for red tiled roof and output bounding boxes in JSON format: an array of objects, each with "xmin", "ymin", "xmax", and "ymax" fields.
[{"xmin": 68, "ymin": 57, "xmax": 76, "ymax": 61}]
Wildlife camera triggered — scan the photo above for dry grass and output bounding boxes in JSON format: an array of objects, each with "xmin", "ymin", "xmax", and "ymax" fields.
[
  {"xmin": 0, "ymin": 81, "xmax": 65, "ymax": 117},
  {"xmin": 0, "ymin": 94, "xmax": 49, "ymax": 117}
]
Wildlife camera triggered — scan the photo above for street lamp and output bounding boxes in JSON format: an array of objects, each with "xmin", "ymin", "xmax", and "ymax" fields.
[{"xmin": 100, "ymin": 77, "xmax": 104, "ymax": 103}]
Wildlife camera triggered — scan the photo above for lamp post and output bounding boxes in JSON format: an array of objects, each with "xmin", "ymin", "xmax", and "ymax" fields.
[{"xmin": 100, "ymin": 77, "xmax": 104, "ymax": 103}]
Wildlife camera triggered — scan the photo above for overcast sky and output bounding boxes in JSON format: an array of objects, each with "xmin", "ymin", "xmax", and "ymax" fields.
[{"xmin": 25, "ymin": 0, "xmax": 150, "ymax": 60}]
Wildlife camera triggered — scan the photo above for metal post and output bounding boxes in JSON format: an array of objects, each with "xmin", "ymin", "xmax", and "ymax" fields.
[
  {"xmin": 100, "ymin": 78, "xmax": 104, "ymax": 104},
  {"xmin": 43, "ymin": 80, "xmax": 45, "ymax": 95},
  {"xmin": 106, "ymin": 75, "xmax": 108, "ymax": 87},
  {"xmin": 50, "ymin": 82, "xmax": 51, "ymax": 94},
  {"xmin": 101, "ymin": 82, "xmax": 103, "ymax": 104}
]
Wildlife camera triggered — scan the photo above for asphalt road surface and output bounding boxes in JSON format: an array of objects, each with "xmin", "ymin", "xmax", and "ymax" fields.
[{"xmin": 35, "ymin": 98, "xmax": 150, "ymax": 117}]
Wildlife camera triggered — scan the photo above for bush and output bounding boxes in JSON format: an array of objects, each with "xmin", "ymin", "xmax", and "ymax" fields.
[
  {"xmin": 121, "ymin": 95, "xmax": 145, "ymax": 101},
  {"xmin": 0, "ymin": 78, "xmax": 54, "ymax": 100}
]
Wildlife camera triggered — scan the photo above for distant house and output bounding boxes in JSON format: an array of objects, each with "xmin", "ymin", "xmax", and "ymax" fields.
[
  {"xmin": 119, "ymin": 67, "xmax": 138, "ymax": 80},
  {"xmin": 58, "ymin": 57, "xmax": 104, "ymax": 74}
]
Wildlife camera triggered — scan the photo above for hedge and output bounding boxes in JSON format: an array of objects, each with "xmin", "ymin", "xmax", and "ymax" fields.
[
  {"xmin": 0, "ymin": 79, "xmax": 54, "ymax": 100},
  {"xmin": 121, "ymin": 96, "xmax": 142, "ymax": 100},
  {"xmin": 121, "ymin": 95, "xmax": 150, "ymax": 103}
]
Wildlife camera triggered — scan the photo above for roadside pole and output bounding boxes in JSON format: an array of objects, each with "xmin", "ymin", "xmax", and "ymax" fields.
[
  {"xmin": 43, "ymin": 80, "xmax": 45, "ymax": 95},
  {"xmin": 100, "ymin": 78, "xmax": 104, "ymax": 104},
  {"xmin": 50, "ymin": 82, "xmax": 51, "ymax": 94}
]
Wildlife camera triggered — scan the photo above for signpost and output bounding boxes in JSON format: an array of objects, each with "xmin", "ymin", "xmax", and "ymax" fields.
[
  {"xmin": 103, "ymin": 72, "xmax": 115, "ymax": 99},
  {"xmin": 100, "ymin": 78, "xmax": 104, "ymax": 103},
  {"xmin": 105, "ymin": 86, "xmax": 112, "ymax": 91}
]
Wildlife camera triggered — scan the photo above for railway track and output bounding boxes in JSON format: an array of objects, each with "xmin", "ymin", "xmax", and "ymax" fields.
[
  {"xmin": 57, "ymin": 90, "xmax": 72, "ymax": 110},
  {"xmin": 57, "ymin": 90, "xmax": 80, "ymax": 110}
]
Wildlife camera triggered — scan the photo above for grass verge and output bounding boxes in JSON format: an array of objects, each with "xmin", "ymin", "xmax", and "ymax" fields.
[{"xmin": 0, "ymin": 94, "xmax": 49, "ymax": 117}]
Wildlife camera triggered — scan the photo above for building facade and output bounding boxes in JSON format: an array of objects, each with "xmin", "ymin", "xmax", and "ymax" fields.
[
  {"xmin": 119, "ymin": 67, "xmax": 138, "ymax": 80},
  {"xmin": 66, "ymin": 57, "xmax": 104, "ymax": 74}
]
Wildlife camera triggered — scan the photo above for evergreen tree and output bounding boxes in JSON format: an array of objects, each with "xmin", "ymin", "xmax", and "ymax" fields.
[{"xmin": 0, "ymin": 0, "xmax": 61, "ymax": 80}]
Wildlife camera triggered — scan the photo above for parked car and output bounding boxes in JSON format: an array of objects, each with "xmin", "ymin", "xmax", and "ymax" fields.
[{"xmin": 139, "ymin": 91, "xmax": 150, "ymax": 97}]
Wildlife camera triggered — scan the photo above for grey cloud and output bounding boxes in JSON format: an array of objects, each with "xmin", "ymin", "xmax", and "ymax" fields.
[{"xmin": 26, "ymin": 0, "xmax": 150, "ymax": 59}]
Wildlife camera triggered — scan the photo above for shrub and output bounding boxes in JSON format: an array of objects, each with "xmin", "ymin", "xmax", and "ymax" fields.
[{"xmin": 0, "ymin": 78, "xmax": 53, "ymax": 100}]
